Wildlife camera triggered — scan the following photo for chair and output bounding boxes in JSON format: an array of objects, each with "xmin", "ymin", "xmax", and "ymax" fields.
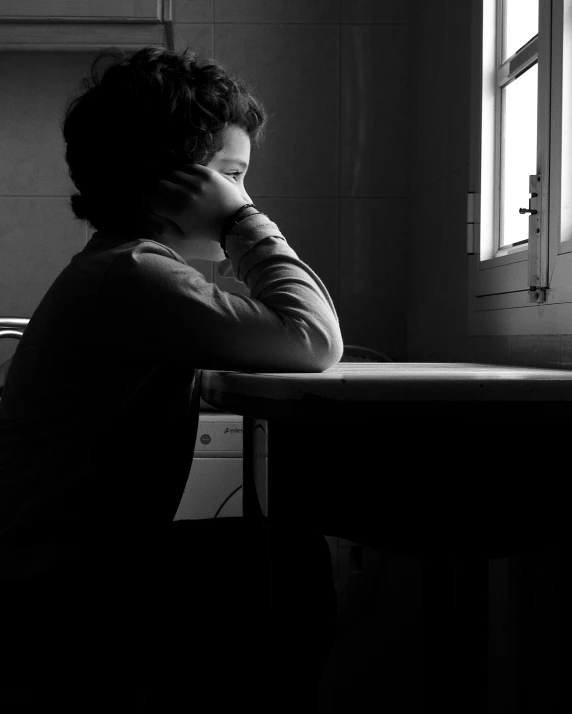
[
  {"xmin": 340, "ymin": 344, "xmax": 393, "ymax": 362},
  {"xmin": 0, "ymin": 317, "xmax": 28, "ymax": 394},
  {"xmin": 0, "ymin": 316, "xmax": 28, "ymax": 336}
]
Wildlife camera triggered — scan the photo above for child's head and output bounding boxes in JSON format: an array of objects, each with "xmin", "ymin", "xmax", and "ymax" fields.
[{"xmin": 62, "ymin": 46, "xmax": 267, "ymax": 240}]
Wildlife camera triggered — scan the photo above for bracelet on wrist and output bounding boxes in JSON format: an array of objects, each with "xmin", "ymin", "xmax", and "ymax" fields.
[
  {"xmin": 223, "ymin": 204, "xmax": 257, "ymax": 235},
  {"xmin": 220, "ymin": 204, "xmax": 262, "ymax": 257}
]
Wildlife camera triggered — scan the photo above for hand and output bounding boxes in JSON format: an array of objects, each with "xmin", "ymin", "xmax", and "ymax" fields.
[{"xmin": 146, "ymin": 164, "xmax": 252, "ymax": 244}]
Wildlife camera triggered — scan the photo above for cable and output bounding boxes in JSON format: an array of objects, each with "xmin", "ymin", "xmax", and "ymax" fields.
[{"xmin": 213, "ymin": 485, "xmax": 243, "ymax": 518}]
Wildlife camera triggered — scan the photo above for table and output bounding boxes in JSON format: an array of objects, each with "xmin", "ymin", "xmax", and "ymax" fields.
[{"xmin": 201, "ymin": 363, "xmax": 565, "ymax": 713}]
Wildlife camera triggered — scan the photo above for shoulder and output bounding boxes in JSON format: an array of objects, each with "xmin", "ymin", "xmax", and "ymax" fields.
[
  {"xmin": 106, "ymin": 238, "xmax": 187, "ymax": 275},
  {"xmin": 102, "ymin": 238, "xmax": 205, "ymax": 295},
  {"xmin": 127, "ymin": 238, "xmax": 185, "ymax": 264}
]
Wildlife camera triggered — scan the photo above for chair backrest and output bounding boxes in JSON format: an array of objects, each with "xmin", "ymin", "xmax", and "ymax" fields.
[
  {"xmin": 0, "ymin": 318, "xmax": 29, "ymax": 331},
  {"xmin": 340, "ymin": 344, "xmax": 393, "ymax": 363},
  {"xmin": 0, "ymin": 318, "xmax": 28, "ymax": 394}
]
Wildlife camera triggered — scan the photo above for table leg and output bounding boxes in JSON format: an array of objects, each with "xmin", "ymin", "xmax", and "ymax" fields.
[{"xmin": 264, "ymin": 419, "xmax": 338, "ymax": 713}]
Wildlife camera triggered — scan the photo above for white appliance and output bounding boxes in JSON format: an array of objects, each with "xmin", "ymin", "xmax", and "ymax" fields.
[{"xmin": 174, "ymin": 412, "xmax": 268, "ymax": 520}]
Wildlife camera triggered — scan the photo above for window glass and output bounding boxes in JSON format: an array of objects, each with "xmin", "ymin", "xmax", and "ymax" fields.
[
  {"xmin": 500, "ymin": 63, "xmax": 538, "ymax": 247},
  {"xmin": 503, "ymin": 0, "xmax": 538, "ymax": 61}
]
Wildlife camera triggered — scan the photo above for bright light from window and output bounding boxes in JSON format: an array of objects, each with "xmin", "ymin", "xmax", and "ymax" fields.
[
  {"xmin": 500, "ymin": 63, "xmax": 538, "ymax": 247},
  {"xmin": 503, "ymin": 0, "xmax": 538, "ymax": 60}
]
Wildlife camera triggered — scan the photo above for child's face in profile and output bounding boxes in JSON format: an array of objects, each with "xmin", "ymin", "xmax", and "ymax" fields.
[
  {"xmin": 155, "ymin": 124, "xmax": 252, "ymax": 263},
  {"xmin": 207, "ymin": 124, "xmax": 252, "ymax": 207}
]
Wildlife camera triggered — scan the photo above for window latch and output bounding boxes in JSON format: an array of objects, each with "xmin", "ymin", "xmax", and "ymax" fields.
[{"xmin": 526, "ymin": 175, "xmax": 547, "ymax": 304}]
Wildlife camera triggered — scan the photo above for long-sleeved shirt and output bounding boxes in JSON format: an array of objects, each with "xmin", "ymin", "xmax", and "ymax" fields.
[{"xmin": 0, "ymin": 213, "xmax": 344, "ymax": 581}]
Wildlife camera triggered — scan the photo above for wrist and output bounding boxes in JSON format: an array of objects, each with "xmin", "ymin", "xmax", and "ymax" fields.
[
  {"xmin": 223, "ymin": 203, "xmax": 257, "ymax": 234},
  {"xmin": 236, "ymin": 206, "xmax": 259, "ymax": 219},
  {"xmin": 220, "ymin": 204, "xmax": 260, "ymax": 257}
]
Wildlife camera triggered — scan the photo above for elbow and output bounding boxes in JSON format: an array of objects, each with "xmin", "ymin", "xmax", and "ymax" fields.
[
  {"xmin": 324, "ymin": 333, "xmax": 344, "ymax": 370},
  {"xmin": 307, "ymin": 328, "xmax": 344, "ymax": 373}
]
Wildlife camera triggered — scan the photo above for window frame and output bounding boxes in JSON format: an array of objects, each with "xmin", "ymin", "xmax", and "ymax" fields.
[{"xmin": 468, "ymin": 0, "xmax": 572, "ymax": 334}]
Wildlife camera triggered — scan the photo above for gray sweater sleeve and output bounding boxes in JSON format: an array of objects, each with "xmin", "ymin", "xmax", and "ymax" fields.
[{"xmin": 108, "ymin": 213, "xmax": 344, "ymax": 373}]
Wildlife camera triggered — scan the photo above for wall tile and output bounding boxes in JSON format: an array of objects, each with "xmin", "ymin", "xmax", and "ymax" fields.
[
  {"xmin": 406, "ymin": 183, "xmax": 443, "ymax": 360},
  {"xmin": 407, "ymin": 166, "xmax": 472, "ymax": 361},
  {"xmin": 409, "ymin": 0, "xmax": 430, "ymax": 19},
  {"xmin": 0, "ymin": 52, "xmax": 97, "ymax": 196},
  {"xmin": 445, "ymin": 0, "xmax": 472, "ymax": 175},
  {"xmin": 338, "ymin": 198, "xmax": 407, "ymax": 359},
  {"xmin": 536, "ymin": 335, "xmax": 560, "ymax": 366},
  {"xmin": 215, "ymin": 0, "xmax": 339, "ymax": 23},
  {"xmin": 172, "ymin": 23, "xmax": 214, "ymax": 55},
  {"xmin": 509, "ymin": 335, "xmax": 537, "ymax": 366},
  {"xmin": 560, "ymin": 335, "xmax": 572, "ymax": 366},
  {"xmin": 214, "ymin": 24, "xmax": 338, "ymax": 197},
  {"xmin": 340, "ymin": 25, "xmax": 409, "ymax": 198},
  {"xmin": 173, "ymin": 0, "xmax": 213, "ymax": 23},
  {"xmin": 468, "ymin": 336, "xmax": 511, "ymax": 365},
  {"xmin": 341, "ymin": 0, "xmax": 408, "ymax": 24},
  {"xmin": 0, "ymin": 197, "xmax": 86, "ymax": 363},
  {"xmin": 510, "ymin": 335, "xmax": 560, "ymax": 367},
  {"xmin": 440, "ymin": 164, "xmax": 471, "ymax": 359},
  {"xmin": 213, "ymin": 197, "xmax": 339, "ymax": 303},
  {"xmin": 409, "ymin": 0, "xmax": 448, "ymax": 192}
]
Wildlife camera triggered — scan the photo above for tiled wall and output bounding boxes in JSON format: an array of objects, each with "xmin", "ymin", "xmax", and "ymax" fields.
[
  {"xmin": 406, "ymin": 0, "xmax": 473, "ymax": 364},
  {"xmin": 0, "ymin": 52, "xmax": 97, "ymax": 364},
  {"xmin": 171, "ymin": 0, "xmax": 409, "ymax": 361},
  {"xmin": 0, "ymin": 0, "xmax": 410, "ymax": 367}
]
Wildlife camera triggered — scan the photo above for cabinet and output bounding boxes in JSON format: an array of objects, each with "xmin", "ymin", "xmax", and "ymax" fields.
[{"xmin": 0, "ymin": 0, "xmax": 173, "ymax": 51}]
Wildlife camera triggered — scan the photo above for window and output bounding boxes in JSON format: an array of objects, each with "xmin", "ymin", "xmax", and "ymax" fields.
[{"xmin": 469, "ymin": 0, "xmax": 572, "ymax": 333}]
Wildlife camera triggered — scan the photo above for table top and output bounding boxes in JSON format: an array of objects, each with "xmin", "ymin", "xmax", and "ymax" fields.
[{"xmin": 200, "ymin": 362, "xmax": 572, "ymax": 419}]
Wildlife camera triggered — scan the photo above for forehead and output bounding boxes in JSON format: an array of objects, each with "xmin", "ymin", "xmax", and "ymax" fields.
[{"xmin": 214, "ymin": 125, "xmax": 251, "ymax": 164}]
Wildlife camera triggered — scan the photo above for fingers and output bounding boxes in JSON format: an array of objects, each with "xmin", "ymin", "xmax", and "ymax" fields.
[{"xmin": 170, "ymin": 164, "xmax": 216, "ymax": 183}]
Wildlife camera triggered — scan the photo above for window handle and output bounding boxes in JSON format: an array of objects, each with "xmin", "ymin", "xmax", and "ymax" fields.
[{"xmin": 526, "ymin": 175, "xmax": 546, "ymax": 304}]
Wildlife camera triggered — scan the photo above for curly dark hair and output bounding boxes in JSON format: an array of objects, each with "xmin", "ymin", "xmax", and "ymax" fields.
[{"xmin": 61, "ymin": 46, "xmax": 268, "ymax": 239}]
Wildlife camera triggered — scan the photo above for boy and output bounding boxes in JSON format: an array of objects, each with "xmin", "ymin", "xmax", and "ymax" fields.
[{"xmin": 0, "ymin": 47, "xmax": 343, "ymax": 712}]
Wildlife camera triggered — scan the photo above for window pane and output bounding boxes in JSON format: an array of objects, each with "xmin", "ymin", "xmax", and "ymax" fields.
[
  {"xmin": 503, "ymin": 0, "xmax": 538, "ymax": 61},
  {"xmin": 500, "ymin": 63, "xmax": 538, "ymax": 248}
]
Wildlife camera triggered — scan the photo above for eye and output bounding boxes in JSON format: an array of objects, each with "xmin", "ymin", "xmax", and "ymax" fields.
[{"xmin": 225, "ymin": 172, "xmax": 243, "ymax": 181}]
